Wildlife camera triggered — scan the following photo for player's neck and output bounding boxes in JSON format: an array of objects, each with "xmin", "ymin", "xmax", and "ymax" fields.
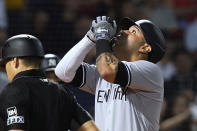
[{"xmin": 130, "ymin": 53, "xmax": 148, "ymax": 62}]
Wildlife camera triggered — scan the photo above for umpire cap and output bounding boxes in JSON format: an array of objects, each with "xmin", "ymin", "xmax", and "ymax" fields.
[
  {"xmin": 120, "ymin": 17, "xmax": 166, "ymax": 63},
  {"xmin": 0, "ymin": 34, "xmax": 44, "ymax": 66},
  {"xmin": 40, "ymin": 54, "xmax": 60, "ymax": 72}
]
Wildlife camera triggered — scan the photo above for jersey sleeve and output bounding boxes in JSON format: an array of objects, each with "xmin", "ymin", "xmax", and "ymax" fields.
[
  {"xmin": 0, "ymin": 82, "xmax": 29, "ymax": 130},
  {"xmin": 70, "ymin": 62, "xmax": 99, "ymax": 94},
  {"xmin": 120, "ymin": 60, "xmax": 164, "ymax": 95}
]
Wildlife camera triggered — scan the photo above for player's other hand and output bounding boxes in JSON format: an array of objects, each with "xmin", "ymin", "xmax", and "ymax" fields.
[{"xmin": 91, "ymin": 16, "xmax": 117, "ymax": 42}]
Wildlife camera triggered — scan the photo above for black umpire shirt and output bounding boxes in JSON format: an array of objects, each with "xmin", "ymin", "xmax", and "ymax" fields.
[{"xmin": 0, "ymin": 69, "xmax": 91, "ymax": 131}]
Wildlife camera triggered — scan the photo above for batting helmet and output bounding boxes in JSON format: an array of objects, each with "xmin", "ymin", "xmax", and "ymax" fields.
[
  {"xmin": 120, "ymin": 17, "xmax": 166, "ymax": 63},
  {"xmin": 40, "ymin": 54, "xmax": 60, "ymax": 72},
  {"xmin": 0, "ymin": 34, "xmax": 44, "ymax": 65}
]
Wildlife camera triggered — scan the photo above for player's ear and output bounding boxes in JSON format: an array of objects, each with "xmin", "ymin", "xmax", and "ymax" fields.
[
  {"xmin": 13, "ymin": 57, "xmax": 19, "ymax": 68},
  {"xmin": 139, "ymin": 43, "xmax": 151, "ymax": 54}
]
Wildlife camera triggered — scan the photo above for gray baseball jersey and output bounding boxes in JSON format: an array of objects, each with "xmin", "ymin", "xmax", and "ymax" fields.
[{"xmin": 78, "ymin": 60, "xmax": 163, "ymax": 131}]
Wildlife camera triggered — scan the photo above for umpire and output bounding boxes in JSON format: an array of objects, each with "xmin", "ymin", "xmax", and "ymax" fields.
[{"xmin": 0, "ymin": 34, "xmax": 99, "ymax": 131}]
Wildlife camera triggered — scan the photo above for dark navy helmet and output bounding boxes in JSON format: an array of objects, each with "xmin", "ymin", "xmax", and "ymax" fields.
[
  {"xmin": 40, "ymin": 54, "xmax": 60, "ymax": 72},
  {"xmin": 0, "ymin": 34, "xmax": 44, "ymax": 65}
]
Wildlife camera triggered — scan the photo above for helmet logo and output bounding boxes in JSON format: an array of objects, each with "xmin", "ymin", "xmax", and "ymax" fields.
[
  {"xmin": 26, "ymin": 36, "xmax": 31, "ymax": 39},
  {"xmin": 48, "ymin": 59, "xmax": 56, "ymax": 66}
]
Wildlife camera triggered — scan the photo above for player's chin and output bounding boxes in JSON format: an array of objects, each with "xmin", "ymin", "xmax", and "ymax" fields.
[
  {"xmin": 113, "ymin": 38, "xmax": 120, "ymax": 47},
  {"xmin": 112, "ymin": 42, "xmax": 120, "ymax": 53},
  {"xmin": 112, "ymin": 40, "xmax": 118, "ymax": 51}
]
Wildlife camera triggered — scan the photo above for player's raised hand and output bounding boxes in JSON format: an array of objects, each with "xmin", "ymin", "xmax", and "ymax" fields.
[
  {"xmin": 92, "ymin": 16, "xmax": 117, "ymax": 42},
  {"xmin": 86, "ymin": 21, "xmax": 96, "ymax": 43}
]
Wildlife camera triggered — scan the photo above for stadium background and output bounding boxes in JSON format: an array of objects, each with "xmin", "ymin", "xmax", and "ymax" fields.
[{"xmin": 1, "ymin": 0, "xmax": 197, "ymax": 130}]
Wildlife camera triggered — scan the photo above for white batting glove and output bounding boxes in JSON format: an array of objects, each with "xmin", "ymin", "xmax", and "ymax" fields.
[{"xmin": 92, "ymin": 16, "xmax": 117, "ymax": 42}]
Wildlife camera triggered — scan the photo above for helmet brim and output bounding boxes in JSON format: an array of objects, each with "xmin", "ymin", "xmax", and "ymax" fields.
[
  {"xmin": 43, "ymin": 68, "xmax": 55, "ymax": 72},
  {"xmin": 120, "ymin": 17, "xmax": 136, "ymax": 30}
]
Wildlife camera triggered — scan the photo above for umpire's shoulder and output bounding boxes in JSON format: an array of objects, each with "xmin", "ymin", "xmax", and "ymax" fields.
[
  {"xmin": 0, "ymin": 80, "xmax": 29, "ymax": 106},
  {"xmin": 53, "ymin": 82, "xmax": 75, "ymax": 100},
  {"xmin": 60, "ymin": 86, "xmax": 75, "ymax": 97}
]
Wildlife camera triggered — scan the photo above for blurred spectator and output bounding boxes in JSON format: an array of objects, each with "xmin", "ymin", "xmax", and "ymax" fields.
[
  {"xmin": 160, "ymin": 94, "xmax": 192, "ymax": 131},
  {"xmin": 49, "ymin": 0, "xmax": 80, "ymax": 57},
  {"xmin": 79, "ymin": 0, "xmax": 99, "ymax": 16},
  {"xmin": 181, "ymin": 89, "xmax": 197, "ymax": 131},
  {"xmin": 30, "ymin": 10, "xmax": 52, "ymax": 54},
  {"xmin": 96, "ymin": 1, "xmax": 111, "ymax": 17},
  {"xmin": 142, "ymin": 0, "xmax": 178, "ymax": 32},
  {"xmin": 0, "ymin": 29, "xmax": 7, "ymax": 50},
  {"xmin": 165, "ymin": 50, "xmax": 197, "ymax": 101},
  {"xmin": 120, "ymin": 1, "xmax": 144, "ymax": 21},
  {"xmin": 73, "ymin": 15, "xmax": 92, "ymax": 42},
  {"xmin": 157, "ymin": 39, "xmax": 178, "ymax": 81},
  {"xmin": 157, "ymin": 57, "xmax": 176, "ymax": 82},
  {"xmin": 184, "ymin": 18, "xmax": 197, "ymax": 69},
  {"xmin": 76, "ymin": 0, "xmax": 113, "ymax": 17},
  {"xmin": 32, "ymin": 11, "xmax": 49, "ymax": 36},
  {"xmin": 6, "ymin": 0, "xmax": 24, "ymax": 10},
  {"xmin": 0, "ymin": 0, "xmax": 8, "ymax": 92},
  {"xmin": 54, "ymin": 15, "xmax": 93, "ymax": 57},
  {"xmin": 28, "ymin": 0, "xmax": 56, "ymax": 12},
  {"xmin": 61, "ymin": 0, "xmax": 80, "ymax": 22},
  {"xmin": 0, "ymin": 0, "xmax": 8, "ymax": 30},
  {"xmin": 166, "ymin": 0, "xmax": 197, "ymax": 29},
  {"xmin": 0, "ymin": 29, "xmax": 8, "ymax": 93},
  {"xmin": 6, "ymin": 0, "xmax": 29, "ymax": 35}
]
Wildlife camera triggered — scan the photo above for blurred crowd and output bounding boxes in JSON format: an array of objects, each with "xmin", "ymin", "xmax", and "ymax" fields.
[{"xmin": 1, "ymin": 0, "xmax": 197, "ymax": 130}]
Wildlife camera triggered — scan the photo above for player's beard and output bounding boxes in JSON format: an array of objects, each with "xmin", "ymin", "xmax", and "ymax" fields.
[{"xmin": 112, "ymin": 38, "xmax": 130, "ymax": 61}]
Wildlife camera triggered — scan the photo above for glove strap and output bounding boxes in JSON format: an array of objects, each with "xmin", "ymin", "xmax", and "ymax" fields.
[{"xmin": 95, "ymin": 27, "xmax": 110, "ymax": 41}]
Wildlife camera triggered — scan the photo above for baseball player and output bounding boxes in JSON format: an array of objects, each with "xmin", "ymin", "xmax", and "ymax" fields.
[
  {"xmin": 40, "ymin": 53, "xmax": 61, "ymax": 83},
  {"xmin": 0, "ymin": 34, "xmax": 99, "ymax": 131},
  {"xmin": 55, "ymin": 16, "xmax": 166, "ymax": 131}
]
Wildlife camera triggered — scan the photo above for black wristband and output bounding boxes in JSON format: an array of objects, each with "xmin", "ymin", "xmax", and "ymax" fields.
[
  {"xmin": 96, "ymin": 39, "xmax": 112, "ymax": 58},
  {"xmin": 114, "ymin": 62, "xmax": 131, "ymax": 93},
  {"xmin": 114, "ymin": 62, "xmax": 128, "ymax": 87}
]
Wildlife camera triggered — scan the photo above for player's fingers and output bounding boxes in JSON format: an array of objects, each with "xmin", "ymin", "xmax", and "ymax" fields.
[
  {"xmin": 96, "ymin": 16, "xmax": 102, "ymax": 22},
  {"xmin": 102, "ymin": 16, "xmax": 107, "ymax": 21},
  {"xmin": 113, "ymin": 20, "xmax": 117, "ymax": 28}
]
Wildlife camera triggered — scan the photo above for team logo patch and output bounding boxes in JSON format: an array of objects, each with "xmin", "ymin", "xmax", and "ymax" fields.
[
  {"xmin": 7, "ymin": 116, "xmax": 24, "ymax": 125},
  {"xmin": 7, "ymin": 107, "xmax": 17, "ymax": 117},
  {"xmin": 6, "ymin": 106, "xmax": 24, "ymax": 125},
  {"xmin": 40, "ymin": 78, "xmax": 49, "ymax": 82}
]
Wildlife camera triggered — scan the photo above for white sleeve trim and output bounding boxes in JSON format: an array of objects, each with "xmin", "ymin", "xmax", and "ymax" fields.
[
  {"xmin": 79, "ymin": 63, "xmax": 86, "ymax": 88},
  {"xmin": 124, "ymin": 63, "xmax": 132, "ymax": 87},
  {"xmin": 55, "ymin": 36, "xmax": 95, "ymax": 83}
]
